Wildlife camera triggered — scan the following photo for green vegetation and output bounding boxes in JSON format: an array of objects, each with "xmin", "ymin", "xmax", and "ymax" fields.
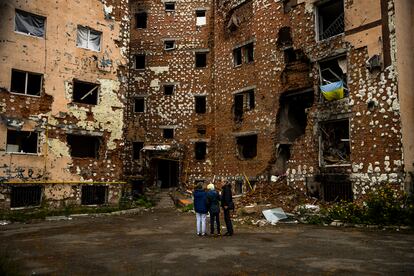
[{"xmin": 180, "ymin": 203, "xmax": 194, "ymax": 212}]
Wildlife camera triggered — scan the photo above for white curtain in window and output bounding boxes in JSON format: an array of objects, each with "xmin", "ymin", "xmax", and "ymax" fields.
[
  {"xmin": 76, "ymin": 26, "xmax": 89, "ymax": 48},
  {"xmin": 89, "ymin": 30, "xmax": 102, "ymax": 51},
  {"xmin": 15, "ymin": 11, "xmax": 45, "ymax": 37}
]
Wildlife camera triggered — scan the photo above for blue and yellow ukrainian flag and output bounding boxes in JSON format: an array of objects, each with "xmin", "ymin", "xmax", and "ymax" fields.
[{"xmin": 320, "ymin": 81, "xmax": 344, "ymax": 101}]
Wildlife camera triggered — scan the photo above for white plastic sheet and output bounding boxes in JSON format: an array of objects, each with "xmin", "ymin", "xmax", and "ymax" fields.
[{"xmin": 262, "ymin": 208, "xmax": 288, "ymax": 224}]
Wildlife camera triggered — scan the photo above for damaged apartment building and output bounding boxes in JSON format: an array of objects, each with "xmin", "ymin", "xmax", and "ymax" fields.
[{"xmin": 1, "ymin": 0, "xmax": 413, "ymax": 210}]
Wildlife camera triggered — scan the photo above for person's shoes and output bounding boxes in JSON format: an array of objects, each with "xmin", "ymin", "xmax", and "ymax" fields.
[
  {"xmin": 197, "ymin": 233, "xmax": 201, "ymax": 236},
  {"xmin": 202, "ymin": 233, "xmax": 208, "ymax": 237}
]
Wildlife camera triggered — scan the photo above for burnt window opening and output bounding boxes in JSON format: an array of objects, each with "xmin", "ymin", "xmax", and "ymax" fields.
[
  {"xmin": 244, "ymin": 43, "xmax": 254, "ymax": 63},
  {"xmin": 195, "ymin": 141, "xmax": 207, "ymax": 160},
  {"xmin": 164, "ymin": 40, "xmax": 175, "ymax": 50},
  {"xmin": 6, "ymin": 130, "xmax": 38, "ymax": 154},
  {"xmin": 277, "ymin": 27, "xmax": 293, "ymax": 48},
  {"xmin": 320, "ymin": 119, "xmax": 350, "ymax": 166},
  {"xmin": 136, "ymin": 11, "xmax": 148, "ymax": 28},
  {"xmin": 76, "ymin": 26, "xmax": 102, "ymax": 51},
  {"xmin": 196, "ymin": 10, "xmax": 206, "ymax": 26},
  {"xmin": 317, "ymin": 0, "xmax": 344, "ymax": 41},
  {"xmin": 133, "ymin": 141, "xmax": 144, "ymax": 160},
  {"xmin": 165, "ymin": 2, "xmax": 176, "ymax": 11},
  {"xmin": 236, "ymin": 135, "xmax": 257, "ymax": 159},
  {"xmin": 73, "ymin": 80, "xmax": 99, "ymax": 105},
  {"xmin": 233, "ymin": 47, "xmax": 242, "ymax": 66},
  {"xmin": 10, "ymin": 186, "xmax": 42, "ymax": 208},
  {"xmin": 81, "ymin": 185, "xmax": 107, "ymax": 205},
  {"xmin": 319, "ymin": 174, "xmax": 353, "ymax": 202},
  {"xmin": 67, "ymin": 134, "xmax": 101, "ymax": 158},
  {"xmin": 135, "ymin": 54, "xmax": 146, "ymax": 69},
  {"xmin": 234, "ymin": 89, "xmax": 255, "ymax": 122},
  {"xmin": 319, "ymin": 56, "xmax": 348, "ymax": 101},
  {"xmin": 163, "ymin": 128, "xmax": 174, "ymax": 139},
  {"xmin": 134, "ymin": 97, "xmax": 145, "ymax": 113},
  {"xmin": 277, "ymin": 89, "xmax": 314, "ymax": 142},
  {"xmin": 164, "ymin": 84, "xmax": 175, "ymax": 95},
  {"xmin": 15, "ymin": 9, "xmax": 46, "ymax": 37},
  {"xmin": 195, "ymin": 52, "xmax": 207, "ymax": 68},
  {"xmin": 197, "ymin": 125, "xmax": 207, "ymax": 135},
  {"xmin": 195, "ymin": 96, "xmax": 207, "ymax": 114},
  {"xmin": 235, "ymin": 180, "xmax": 243, "ymax": 195},
  {"xmin": 11, "ymin": 69, "xmax": 42, "ymax": 96}
]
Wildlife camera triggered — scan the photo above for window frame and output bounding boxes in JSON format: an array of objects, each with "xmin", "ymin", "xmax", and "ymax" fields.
[
  {"xmin": 134, "ymin": 97, "xmax": 146, "ymax": 113},
  {"xmin": 163, "ymin": 128, "xmax": 175, "ymax": 139},
  {"xmin": 194, "ymin": 141, "xmax": 207, "ymax": 161},
  {"xmin": 195, "ymin": 95, "xmax": 207, "ymax": 114},
  {"xmin": 165, "ymin": 2, "xmax": 176, "ymax": 12},
  {"xmin": 195, "ymin": 52, "xmax": 208, "ymax": 68},
  {"xmin": 14, "ymin": 9, "xmax": 46, "ymax": 38},
  {"xmin": 76, "ymin": 25, "xmax": 102, "ymax": 52},
  {"xmin": 164, "ymin": 40, "xmax": 176, "ymax": 51},
  {"xmin": 196, "ymin": 10, "xmax": 207, "ymax": 26},
  {"xmin": 6, "ymin": 129, "xmax": 39, "ymax": 155},
  {"xmin": 10, "ymin": 69, "xmax": 42, "ymax": 97},
  {"xmin": 136, "ymin": 11, "xmax": 148, "ymax": 29},
  {"xmin": 134, "ymin": 54, "xmax": 146, "ymax": 70},
  {"xmin": 315, "ymin": 0, "xmax": 345, "ymax": 42}
]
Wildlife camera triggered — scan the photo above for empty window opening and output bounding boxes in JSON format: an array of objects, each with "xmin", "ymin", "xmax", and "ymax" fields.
[
  {"xmin": 317, "ymin": 0, "xmax": 344, "ymax": 40},
  {"xmin": 277, "ymin": 27, "xmax": 292, "ymax": 48},
  {"xmin": 196, "ymin": 10, "xmax": 206, "ymax": 26},
  {"xmin": 10, "ymin": 69, "xmax": 42, "ymax": 96},
  {"xmin": 67, "ymin": 134, "xmax": 100, "ymax": 158},
  {"xmin": 165, "ymin": 2, "xmax": 176, "ymax": 11},
  {"xmin": 76, "ymin": 26, "xmax": 101, "ymax": 51},
  {"xmin": 197, "ymin": 125, "xmax": 207, "ymax": 135},
  {"xmin": 133, "ymin": 142, "xmax": 144, "ymax": 160},
  {"xmin": 11, "ymin": 186, "xmax": 42, "ymax": 208},
  {"xmin": 6, "ymin": 130, "xmax": 38, "ymax": 154},
  {"xmin": 134, "ymin": 97, "xmax": 145, "ymax": 112},
  {"xmin": 244, "ymin": 43, "xmax": 254, "ymax": 63},
  {"xmin": 163, "ymin": 128, "xmax": 174, "ymax": 139},
  {"xmin": 164, "ymin": 84, "xmax": 175, "ymax": 95},
  {"xmin": 73, "ymin": 80, "xmax": 99, "ymax": 105},
  {"xmin": 320, "ymin": 119, "xmax": 350, "ymax": 166},
  {"xmin": 284, "ymin": 48, "xmax": 298, "ymax": 63},
  {"xmin": 15, "ymin": 9, "xmax": 45, "ymax": 37},
  {"xmin": 195, "ymin": 52, "xmax": 207, "ymax": 68},
  {"xmin": 276, "ymin": 89, "xmax": 314, "ymax": 142},
  {"xmin": 236, "ymin": 135, "xmax": 257, "ymax": 159},
  {"xmin": 195, "ymin": 141, "xmax": 207, "ymax": 160},
  {"xmin": 136, "ymin": 11, "xmax": 147, "ymax": 28},
  {"xmin": 131, "ymin": 180, "xmax": 144, "ymax": 197},
  {"xmin": 235, "ymin": 180, "xmax": 243, "ymax": 195},
  {"xmin": 234, "ymin": 89, "xmax": 255, "ymax": 122},
  {"xmin": 320, "ymin": 174, "xmax": 353, "ymax": 202},
  {"xmin": 319, "ymin": 56, "xmax": 348, "ymax": 101},
  {"xmin": 135, "ymin": 54, "xmax": 146, "ymax": 69},
  {"xmin": 81, "ymin": 185, "xmax": 107, "ymax": 205},
  {"xmin": 195, "ymin": 96, "xmax": 206, "ymax": 114},
  {"xmin": 233, "ymin": 47, "xmax": 242, "ymax": 66},
  {"xmin": 164, "ymin": 40, "xmax": 175, "ymax": 50}
]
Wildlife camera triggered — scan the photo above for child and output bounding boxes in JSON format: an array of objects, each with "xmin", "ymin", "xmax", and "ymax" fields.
[
  {"xmin": 193, "ymin": 184, "xmax": 208, "ymax": 236},
  {"xmin": 206, "ymin": 183, "xmax": 221, "ymax": 236}
]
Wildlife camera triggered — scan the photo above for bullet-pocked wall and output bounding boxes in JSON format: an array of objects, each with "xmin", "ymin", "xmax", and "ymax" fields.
[{"xmin": 0, "ymin": 0, "xmax": 130, "ymax": 209}]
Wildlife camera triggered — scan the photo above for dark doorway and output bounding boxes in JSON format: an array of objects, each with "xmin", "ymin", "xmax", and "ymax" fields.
[{"xmin": 156, "ymin": 159, "xmax": 179, "ymax": 188}]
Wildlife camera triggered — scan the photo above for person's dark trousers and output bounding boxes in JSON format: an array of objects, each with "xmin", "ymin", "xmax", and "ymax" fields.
[
  {"xmin": 224, "ymin": 208, "xmax": 233, "ymax": 234},
  {"xmin": 210, "ymin": 212, "xmax": 220, "ymax": 234}
]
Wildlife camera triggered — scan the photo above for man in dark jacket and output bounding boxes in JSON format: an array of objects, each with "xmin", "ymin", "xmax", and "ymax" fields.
[
  {"xmin": 193, "ymin": 184, "xmax": 208, "ymax": 236},
  {"xmin": 206, "ymin": 183, "xmax": 221, "ymax": 235},
  {"xmin": 221, "ymin": 182, "xmax": 234, "ymax": 236}
]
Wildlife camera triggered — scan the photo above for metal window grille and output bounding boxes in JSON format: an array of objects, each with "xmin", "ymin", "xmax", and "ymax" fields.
[
  {"xmin": 10, "ymin": 186, "xmax": 42, "ymax": 208},
  {"xmin": 81, "ymin": 185, "xmax": 108, "ymax": 205}
]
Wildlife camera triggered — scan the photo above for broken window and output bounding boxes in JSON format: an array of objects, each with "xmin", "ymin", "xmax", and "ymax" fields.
[
  {"xmin": 10, "ymin": 69, "xmax": 42, "ymax": 96},
  {"xmin": 164, "ymin": 40, "xmax": 175, "ymax": 50},
  {"xmin": 15, "ymin": 9, "xmax": 45, "ymax": 37},
  {"xmin": 133, "ymin": 142, "xmax": 144, "ymax": 160},
  {"xmin": 195, "ymin": 96, "xmax": 206, "ymax": 114},
  {"xmin": 136, "ymin": 11, "xmax": 147, "ymax": 28},
  {"xmin": 316, "ymin": 0, "xmax": 344, "ymax": 40},
  {"xmin": 6, "ymin": 130, "xmax": 38, "ymax": 154},
  {"xmin": 277, "ymin": 27, "xmax": 293, "ymax": 48},
  {"xmin": 135, "ymin": 54, "xmax": 146, "ymax": 69},
  {"xmin": 73, "ymin": 80, "xmax": 99, "ymax": 105},
  {"xmin": 163, "ymin": 128, "xmax": 174, "ymax": 139},
  {"xmin": 320, "ymin": 119, "xmax": 350, "ymax": 166},
  {"xmin": 233, "ymin": 47, "xmax": 242, "ymax": 66},
  {"xmin": 165, "ymin": 2, "xmax": 176, "ymax": 11},
  {"xmin": 319, "ymin": 56, "xmax": 348, "ymax": 101},
  {"xmin": 81, "ymin": 185, "xmax": 107, "ymax": 205},
  {"xmin": 195, "ymin": 52, "xmax": 207, "ymax": 68},
  {"xmin": 236, "ymin": 134, "xmax": 257, "ymax": 159},
  {"xmin": 197, "ymin": 125, "xmax": 207, "ymax": 135},
  {"xmin": 319, "ymin": 174, "xmax": 353, "ymax": 202},
  {"xmin": 67, "ymin": 134, "xmax": 101, "ymax": 158},
  {"xmin": 195, "ymin": 141, "xmax": 207, "ymax": 160},
  {"xmin": 10, "ymin": 186, "xmax": 42, "ymax": 208},
  {"xmin": 196, "ymin": 10, "xmax": 206, "ymax": 26},
  {"xmin": 244, "ymin": 43, "xmax": 254, "ymax": 63},
  {"xmin": 134, "ymin": 97, "xmax": 145, "ymax": 113},
  {"xmin": 234, "ymin": 89, "xmax": 255, "ymax": 122},
  {"xmin": 76, "ymin": 26, "xmax": 101, "ymax": 51},
  {"xmin": 235, "ymin": 180, "xmax": 243, "ymax": 195},
  {"xmin": 163, "ymin": 84, "xmax": 175, "ymax": 95}
]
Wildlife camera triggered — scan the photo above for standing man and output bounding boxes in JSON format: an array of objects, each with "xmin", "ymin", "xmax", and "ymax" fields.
[
  {"xmin": 206, "ymin": 183, "xmax": 221, "ymax": 236},
  {"xmin": 193, "ymin": 184, "xmax": 208, "ymax": 236},
  {"xmin": 221, "ymin": 182, "xmax": 234, "ymax": 236}
]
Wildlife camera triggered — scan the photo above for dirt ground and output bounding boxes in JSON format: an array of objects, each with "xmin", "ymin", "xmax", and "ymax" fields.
[{"xmin": 1, "ymin": 209, "xmax": 414, "ymax": 276}]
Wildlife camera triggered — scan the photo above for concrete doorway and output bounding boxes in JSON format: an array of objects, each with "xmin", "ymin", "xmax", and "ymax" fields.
[{"xmin": 155, "ymin": 159, "xmax": 179, "ymax": 188}]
